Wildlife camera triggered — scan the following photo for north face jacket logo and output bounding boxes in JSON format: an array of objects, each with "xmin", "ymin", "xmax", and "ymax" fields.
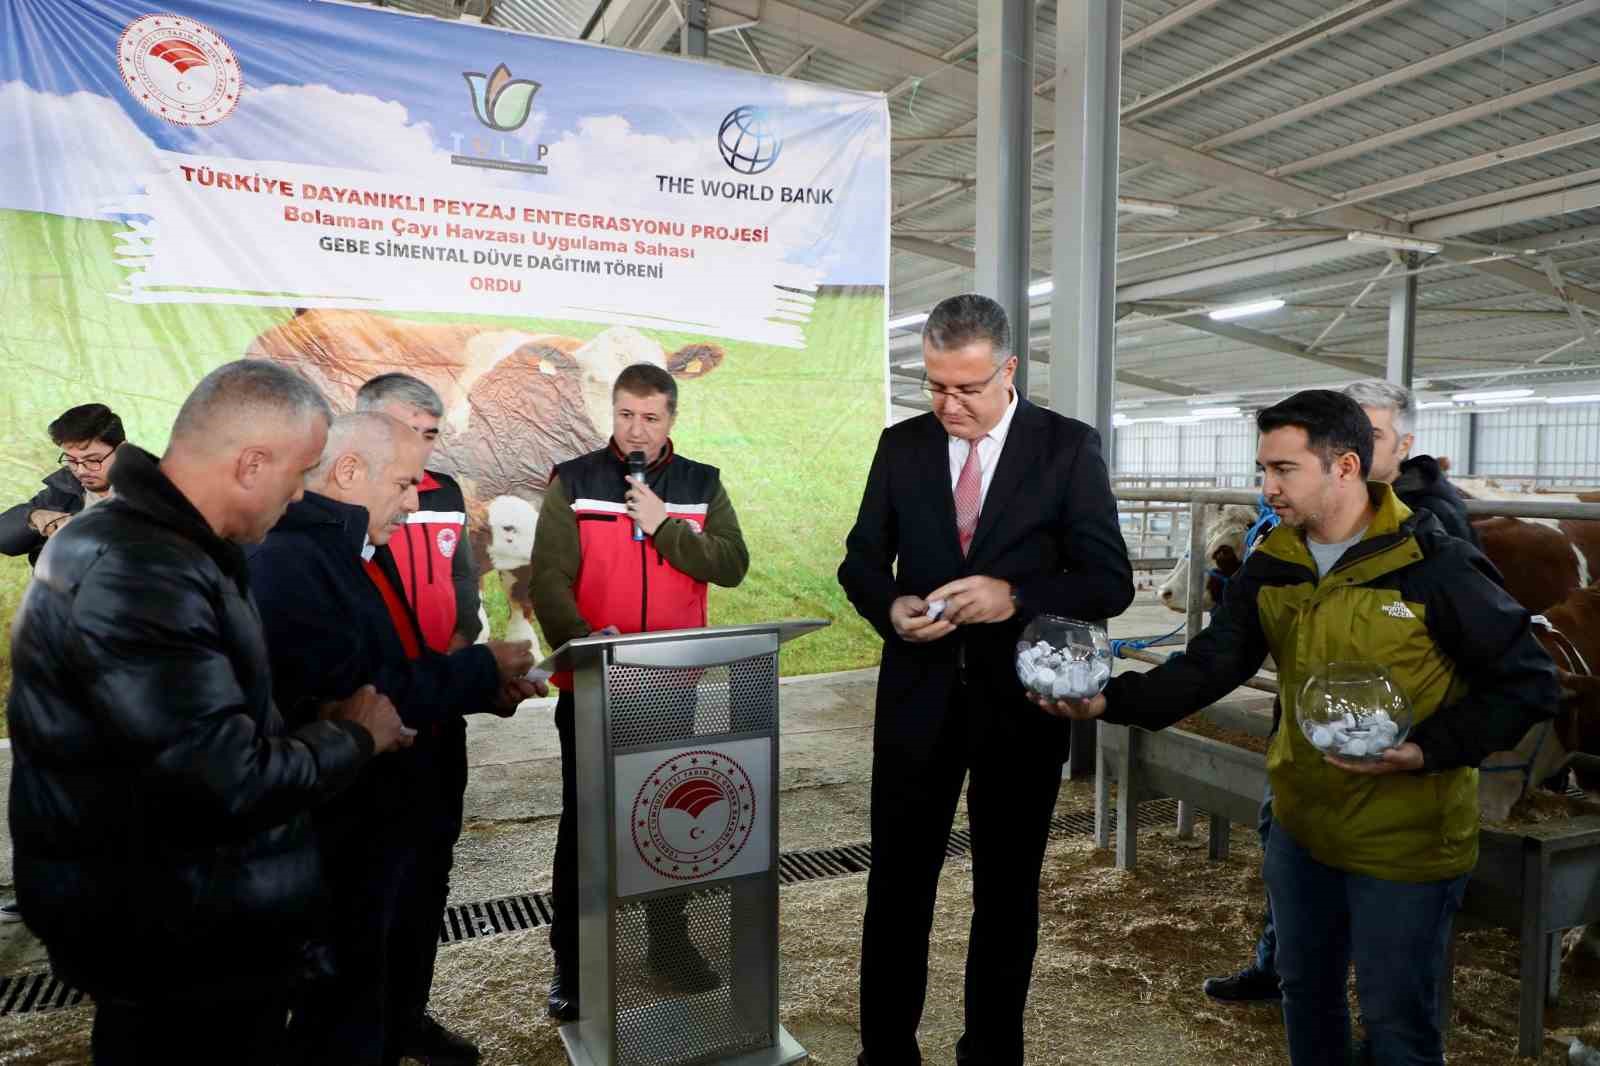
[{"xmin": 1381, "ymin": 601, "xmax": 1416, "ymax": 619}]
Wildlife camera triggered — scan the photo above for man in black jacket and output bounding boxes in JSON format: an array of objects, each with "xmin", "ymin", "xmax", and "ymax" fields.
[
  {"xmin": 0, "ymin": 403, "xmax": 126, "ymax": 567},
  {"xmin": 247, "ymin": 411, "xmax": 539, "ymax": 1066},
  {"xmin": 7, "ymin": 361, "xmax": 410, "ymax": 1066},
  {"xmin": 1346, "ymin": 380, "xmax": 1476, "ymax": 545},
  {"xmin": 838, "ymin": 294, "xmax": 1134, "ymax": 1066}
]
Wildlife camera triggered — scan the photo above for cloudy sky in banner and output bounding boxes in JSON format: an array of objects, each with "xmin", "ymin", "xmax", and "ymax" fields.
[{"xmin": 0, "ymin": 0, "xmax": 889, "ymax": 285}]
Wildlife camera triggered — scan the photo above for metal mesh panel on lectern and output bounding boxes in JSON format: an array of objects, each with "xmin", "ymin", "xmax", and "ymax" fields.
[
  {"xmin": 611, "ymin": 882, "xmax": 771, "ymax": 1066},
  {"xmin": 605, "ymin": 653, "xmax": 778, "ymax": 750},
  {"xmin": 603, "ymin": 651, "xmax": 779, "ymax": 1066}
]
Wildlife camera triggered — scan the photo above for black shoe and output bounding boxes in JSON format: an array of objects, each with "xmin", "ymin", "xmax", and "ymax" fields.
[
  {"xmin": 548, "ymin": 959, "xmax": 579, "ymax": 1022},
  {"xmin": 401, "ymin": 1014, "xmax": 480, "ymax": 1066},
  {"xmin": 1202, "ymin": 966, "xmax": 1281, "ymax": 1003},
  {"xmin": 648, "ymin": 940, "xmax": 722, "ymax": 996}
]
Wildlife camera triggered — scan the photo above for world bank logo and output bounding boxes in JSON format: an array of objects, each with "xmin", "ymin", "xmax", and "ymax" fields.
[{"xmin": 717, "ymin": 106, "xmax": 782, "ymax": 175}]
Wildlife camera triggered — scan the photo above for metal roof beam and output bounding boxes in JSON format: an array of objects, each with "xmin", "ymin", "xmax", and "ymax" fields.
[
  {"xmin": 1127, "ymin": 304, "xmax": 1384, "ymax": 375},
  {"xmin": 1116, "ymin": 127, "xmax": 1395, "ymax": 230},
  {"xmin": 1331, "ymin": 122, "xmax": 1600, "ymax": 210},
  {"xmin": 1194, "ymin": 0, "xmax": 1600, "ymax": 153},
  {"xmin": 1438, "ymin": 248, "xmax": 1600, "ymax": 314},
  {"xmin": 1122, "ymin": 0, "xmax": 1415, "ymax": 124},
  {"xmin": 709, "ymin": 0, "xmax": 978, "ymax": 94},
  {"xmin": 1116, "ymin": 182, "xmax": 1600, "ymax": 303},
  {"xmin": 736, "ymin": 28, "xmax": 772, "ymax": 73},
  {"xmin": 1413, "ymin": 179, "xmax": 1600, "ymax": 238},
  {"xmin": 1121, "ymin": 0, "xmax": 1228, "ymax": 50},
  {"xmin": 781, "ymin": 46, "xmax": 817, "ymax": 77},
  {"xmin": 581, "ymin": 0, "xmax": 662, "ymax": 44},
  {"xmin": 1271, "ymin": 65, "xmax": 1600, "ymax": 179},
  {"xmin": 1118, "ymin": 370, "xmax": 1204, "ymax": 397}
]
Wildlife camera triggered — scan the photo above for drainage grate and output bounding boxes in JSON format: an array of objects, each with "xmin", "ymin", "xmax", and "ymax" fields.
[
  {"xmin": 440, "ymin": 890, "xmax": 555, "ymax": 945},
  {"xmin": 0, "ymin": 797, "xmax": 1184, "ymax": 1015},
  {"xmin": 0, "ymin": 970, "xmax": 86, "ymax": 1017}
]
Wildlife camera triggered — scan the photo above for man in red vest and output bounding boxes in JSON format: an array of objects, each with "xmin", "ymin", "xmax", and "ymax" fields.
[
  {"xmin": 355, "ymin": 374, "xmax": 489, "ymax": 1065},
  {"xmin": 531, "ymin": 363, "xmax": 750, "ymax": 1021}
]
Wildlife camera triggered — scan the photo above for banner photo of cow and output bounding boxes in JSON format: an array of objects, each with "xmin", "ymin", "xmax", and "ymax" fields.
[{"xmin": 0, "ymin": 0, "xmax": 890, "ymax": 689}]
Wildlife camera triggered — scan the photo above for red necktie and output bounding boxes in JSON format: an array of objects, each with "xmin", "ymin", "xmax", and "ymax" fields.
[{"xmin": 954, "ymin": 441, "xmax": 982, "ymax": 556}]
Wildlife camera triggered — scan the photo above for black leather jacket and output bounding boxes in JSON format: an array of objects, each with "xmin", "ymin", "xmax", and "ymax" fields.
[{"xmin": 6, "ymin": 446, "xmax": 375, "ymax": 1003}]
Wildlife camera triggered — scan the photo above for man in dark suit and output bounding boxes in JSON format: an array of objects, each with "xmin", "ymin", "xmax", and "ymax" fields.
[{"xmin": 838, "ymin": 293, "xmax": 1134, "ymax": 1066}]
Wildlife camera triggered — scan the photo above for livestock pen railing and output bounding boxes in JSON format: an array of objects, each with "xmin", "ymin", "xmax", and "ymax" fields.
[{"xmin": 1103, "ymin": 487, "xmax": 1600, "ymax": 1056}]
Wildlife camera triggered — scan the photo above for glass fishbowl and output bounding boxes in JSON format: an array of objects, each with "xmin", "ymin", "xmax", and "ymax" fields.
[
  {"xmin": 1297, "ymin": 661, "xmax": 1413, "ymax": 761},
  {"xmin": 1016, "ymin": 615, "xmax": 1112, "ymax": 701}
]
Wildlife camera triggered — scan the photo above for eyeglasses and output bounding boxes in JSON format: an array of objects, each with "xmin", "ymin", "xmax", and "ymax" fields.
[
  {"xmin": 921, "ymin": 363, "xmax": 1006, "ymax": 403},
  {"xmin": 58, "ymin": 446, "xmax": 117, "ymax": 471}
]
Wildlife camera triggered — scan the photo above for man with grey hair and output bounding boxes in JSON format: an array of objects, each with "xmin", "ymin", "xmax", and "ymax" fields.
[
  {"xmin": 8, "ymin": 360, "xmax": 411, "ymax": 1064},
  {"xmin": 839, "ymin": 292, "xmax": 1134, "ymax": 1065},
  {"xmin": 354, "ymin": 373, "xmax": 487, "ymax": 1064},
  {"xmin": 248, "ymin": 411, "xmax": 539, "ymax": 1064},
  {"xmin": 1342, "ymin": 379, "xmax": 1476, "ymax": 544}
]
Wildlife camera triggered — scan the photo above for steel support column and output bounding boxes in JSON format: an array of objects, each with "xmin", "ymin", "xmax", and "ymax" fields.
[
  {"xmin": 1467, "ymin": 411, "xmax": 1481, "ymax": 475},
  {"xmin": 1052, "ymin": 0, "xmax": 1120, "ymax": 779},
  {"xmin": 1051, "ymin": 0, "xmax": 1120, "ymax": 430},
  {"xmin": 1386, "ymin": 252, "xmax": 1418, "ymax": 387},
  {"xmin": 976, "ymin": 0, "xmax": 1035, "ymax": 394},
  {"xmin": 682, "ymin": 0, "xmax": 709, "ymax": 57}
]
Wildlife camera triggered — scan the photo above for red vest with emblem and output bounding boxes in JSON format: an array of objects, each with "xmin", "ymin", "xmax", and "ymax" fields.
[
  {"xmin": 385, "ymin": 470, "xmax": 468, "ymax": 655},
  {"xmin": 552, "ymin": 442, "xmax": 720, "ymax": 689}
]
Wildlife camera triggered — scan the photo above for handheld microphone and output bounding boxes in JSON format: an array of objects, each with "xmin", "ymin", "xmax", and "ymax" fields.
[{"xmin": 628, "ymin": 450, "xmax": 647, "ymax": 541}]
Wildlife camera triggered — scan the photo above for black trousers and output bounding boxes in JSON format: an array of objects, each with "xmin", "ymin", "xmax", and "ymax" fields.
[
  {"xmin": 384, "ymin": 723, "xmax": 469, "ymax": 1061},
  {"xmin": 288, "ymin": 819, "xmax": 414, "ymax": 1066},
  {"xmin": 93, "ymin": 995, "xmax": 289, "ymax": 1066},
  {"xmin": 858, "ymin": 679, "xmax": 1065, "ymax": 1066},
  {"xmin": 550, "ymin": 688, "xmax": 703, "ymax": 978}
]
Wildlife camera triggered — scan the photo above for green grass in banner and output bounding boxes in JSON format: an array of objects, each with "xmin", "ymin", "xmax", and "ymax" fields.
[{"xmin": 0, "ymin": 210, "xmax": 886, "ymax": 712}]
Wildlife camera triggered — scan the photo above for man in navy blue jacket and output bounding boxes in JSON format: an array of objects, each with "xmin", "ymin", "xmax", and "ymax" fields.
[{"xmin": 247, "ymin": 411, "xmax": 540, "ymax": 1066}]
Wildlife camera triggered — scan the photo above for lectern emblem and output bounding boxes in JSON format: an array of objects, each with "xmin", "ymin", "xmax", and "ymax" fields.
[{"xmin": 632, "ymin": 750, "xmax": 756, "ymax": 880}]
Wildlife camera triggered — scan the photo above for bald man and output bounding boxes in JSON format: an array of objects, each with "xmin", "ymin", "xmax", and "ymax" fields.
[
  {"xmin": 8, "ymin": 360, "xmax": 411, "ymax": 1066},
  {"xmin": 248, "ymin": 412, "xmax": 539, "ymax": 1065}
]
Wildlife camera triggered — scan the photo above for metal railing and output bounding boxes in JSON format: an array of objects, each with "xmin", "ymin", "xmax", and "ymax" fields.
[
  {"xmin": 1112, "ymin": 486, "xmax": 1600, "ymax": 690},
  {"xmin": 1111, "ymin": 485, "xmax": 1600, "ymax": 839}
]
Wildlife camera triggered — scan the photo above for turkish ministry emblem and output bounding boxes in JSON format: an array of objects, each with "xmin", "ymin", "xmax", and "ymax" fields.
[
  {"xmin": 117, "ymin": 15, "xmax": 242, "ymax": 127},
  {"xmin": 632, "ymin": 750, "xmax": 754, "ymax": 881},
  {"xmin": 436, "ymin": 526, "xmax": 459, "ymax": 559},
  {"xmin": 614, "ymin": 737, "xmax": 771, "ymax": 896}
]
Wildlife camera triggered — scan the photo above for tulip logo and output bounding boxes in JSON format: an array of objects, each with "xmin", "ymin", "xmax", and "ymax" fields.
[{"xmin": 464, "ymin": 63, "xmax": 540, "ymax": 133}]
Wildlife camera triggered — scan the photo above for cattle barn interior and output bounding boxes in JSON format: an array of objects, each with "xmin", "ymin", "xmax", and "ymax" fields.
[{"xmin": 4, "ymin": 2, "xmax": 1600, "ymax": 1065}]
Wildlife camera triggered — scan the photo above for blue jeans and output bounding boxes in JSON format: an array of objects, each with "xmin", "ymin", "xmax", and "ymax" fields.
[
  {"xmin": 1253, "ymin": 788, "xmax": 1277, "ymax": 974},
  {"xmin": 1264, "ymin": 823, "xmax": 1466, "ymax": 1066}
]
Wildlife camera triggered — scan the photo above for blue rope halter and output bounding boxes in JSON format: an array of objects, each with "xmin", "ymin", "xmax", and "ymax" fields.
[{"xmin": 1112, "ymin": 497, "xmax": 1281, "ymax": 661}]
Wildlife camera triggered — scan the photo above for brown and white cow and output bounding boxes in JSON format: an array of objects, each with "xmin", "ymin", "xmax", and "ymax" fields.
[
  {"xmin": 246, "ymin": 308, "xmax": 725, "ymax": 646},
  {"xmin": 1156, "ymin": 504, "xmax": 1259, "ymax": 613}
]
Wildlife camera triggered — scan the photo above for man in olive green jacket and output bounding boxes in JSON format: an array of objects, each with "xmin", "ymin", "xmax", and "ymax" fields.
[{"xmin": 1047, "ymin": 390, "xmax": 1558, "ymax": 1066}]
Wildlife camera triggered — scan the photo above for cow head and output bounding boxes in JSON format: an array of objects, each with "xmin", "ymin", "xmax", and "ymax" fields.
[
  {"xmin": 486, "ymin": 494, "xmax": 540, "ymax": 573},
  {"xmin": 1157, "ymin": 505, "xmax": 1258, "ymax": 613}
]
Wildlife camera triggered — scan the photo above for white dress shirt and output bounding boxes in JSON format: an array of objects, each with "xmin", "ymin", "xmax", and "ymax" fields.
[{"xmin": 947, "ymin": 387, "xmax": 1019, "ymax": 511}]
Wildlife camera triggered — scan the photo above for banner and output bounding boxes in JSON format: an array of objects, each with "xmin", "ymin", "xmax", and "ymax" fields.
[{"xmin": 0, "ymin": 0, "xmax": 889, "ymax": 683}]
